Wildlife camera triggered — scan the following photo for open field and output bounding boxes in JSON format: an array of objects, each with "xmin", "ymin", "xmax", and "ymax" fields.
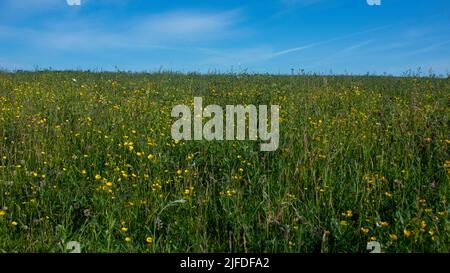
[{"xmin": 0, "ymin": 71, "xmax": 448, "ymax": 252}]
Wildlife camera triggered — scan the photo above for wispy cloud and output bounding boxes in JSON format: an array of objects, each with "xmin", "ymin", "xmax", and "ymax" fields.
[
  {"xmin": 268, "ymin": 25, "xmax": 388, "ymax": 59},
  {"xmin": 0, "ymin": 0, "xmax": 65, "ymax": 17},
  {"xmin": 134, "ymin": 9, "xmax": 242, "ymax": 41},
  {"xmin": 0, "ymin": 9, "xmax": 243, "ymax": 50},
  {"xmin": 342, "ymin": 40, "xmax": 373, "ymax": 52},
  {"xmin": 398, "ymin": 40, "xmax": 450, "ymax": 57}
]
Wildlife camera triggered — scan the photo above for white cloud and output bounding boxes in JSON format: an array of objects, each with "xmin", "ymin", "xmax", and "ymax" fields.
[
  {"xmin": 2, "ymin": 0, "xmax": 64, "ymax": 12},
  {"xmin": 134, "ymin": 10, "xmax": 241, "ymax": 41},
  {"xmin": 0, "ymin": 9, "xmax": 243, "ymax": 50}
]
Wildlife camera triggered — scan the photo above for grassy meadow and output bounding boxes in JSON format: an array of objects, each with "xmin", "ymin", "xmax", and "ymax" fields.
[{"xmin": 0, "ymin": 71, "xmax": 448, "ymax": 253}]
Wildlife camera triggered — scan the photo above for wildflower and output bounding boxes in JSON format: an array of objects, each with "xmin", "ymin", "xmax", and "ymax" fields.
[
  {"xmin": 176, "ymin": 169, "xmax": 183, "ymax": 175},
  {"xmin": 379, "ymin": 221, "xmax": 389, "ymax": 228},
  {"xmin": 125, "ymin": 237, "xmax": 132, "ymax": 242},
  {"xmin": 226, "ymin": 189, "xmax": 237, "ymax": 197},
  {"xmin": 438, "ymin": 211, "xmax": 448, "ymax": 216},
  {"xmin": 95, "ymin": 174, "xmax": 102, "ymax": 180},
  {"xmin": 420, "ymin": 221, "xmax": 427, "ymax": 229},
  {"xmin": 0, "ymin": 210, "xmax": 5, "ymax": 217},
  {"xmin": 390, "ymin": 234, "xmax": 398, "ymax": 241},
  {"xmin": 369, "ymin": 236, "xmax": 377, "ymax": 241},
  {"xmin": 360, "ymin": 227, "xmax": 369, "ymax": 234},
  {"xmin": 81, "ymin": 170, "xmax": 87, "ymax": 175},
  {"xmin": 288, "ymin": 241, "xmax": 295, "ymax": 248},
  {"xmin": 121, "ymin": 227, "xmax": 128, "ymax": 232},
  {"xmin": 147, "ymin": 154, "xmax": 154, "ymax": 160},
  {"xmin": 340, "ymin": 220, "xmax": 348, "ymax": 226},
  {"xmin": 238, "ymin": 168, "xmax": 244, "ymax": 173},
  {"xmin": 384, "ymin": 192, "xmax": 392, "ymax": 198},
  {"xmin": 403, "ymin": 229, "xmax": 412, "ymax": 237},
  {"xmin": 146, "ymin": 236, "xmax": 153, "ymax": 244},
  {"xmin": 11, "ymin": 221, "xmax": 18, "ymax": 226}
]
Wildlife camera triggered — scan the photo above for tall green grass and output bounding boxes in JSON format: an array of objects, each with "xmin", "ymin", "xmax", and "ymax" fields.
[{"xmin": 0, "ymin": 71, "xmax": 448, "ymax": 252}]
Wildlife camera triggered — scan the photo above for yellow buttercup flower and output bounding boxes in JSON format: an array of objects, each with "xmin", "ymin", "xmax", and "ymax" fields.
[
  {"xmin": 125, "ymin": 237, "xmax": 132, "ymax": 242},
  {"xmin": 95, "ymin": 174, "xmax": 102, "ymax": 180},
  {"xmin": 146, "ymin": 236, "xmax": 153, "ymax": 244},
  {"xmin": 390, "ymin": 234, "xmax": 398, "ymax": 241},
  {"xmin": 420, "ymin": 221, "xmax": 427, "ymax": 229},
  {"xmin": 403, "ymin": 229, "xmax": 412, "ymax": 237}
]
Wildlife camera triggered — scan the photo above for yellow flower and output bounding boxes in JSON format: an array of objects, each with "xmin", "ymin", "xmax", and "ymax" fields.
[
  {"xmin": 340, "ymin": 220, "xmax": 348, "ymax": 226},
  {"xmin": 346, "ymin": 210, "xmax": 353, "ymax": 217},
  {"xmin": 146, "ymin": 236, "xmax": 153, "ymax": 244},
  {"xmin": 238, "ymin": 168, "xmax": 244, "ymax": 173},
  {"xmin": 0, "ymin": 210, "xmax": 5, "ymax": 217},
  {"xmin": 379, "ymin": 221, "xmax": 389, "ymax": 228},
  {"xmin": 369, "ymin": 236, "xmax": 377, "ymax": 241},
  {"xmin": 403, "ymin": 229, "xmax": 412, "ymax": 237},
  {"xmin": 136, "ymin": 152, "xmax": 144, "ymax": 157},
  {"xmin": 420, "ymin": 221, "xmax": 427, "ymax": 229},
  {"xmin": 226, "ymin": 189, "xmax": 237, "ymax": 197},
  {"xmin": 176, "ymin": 169, "xmax": 183, "ymax": 175},
  {"xmin": 81, "ymin": 170, "xmax": 87, "ymax": 175},
  {"xmin": 360, "ymin": 227, "xmax": 369, "ymax": 234},
  {"xmin": 125, "ymin": 237, "xmax": 132, "ymax": 242},
  {"xmin": 384, "ymin": 192, "xmax": 392, "ymax": 198},
  {"xmin": 147, "ymin": 154, "xmax": 154, "ymax": 160},
  {"xmin": 390, "ymin": 234, "xmax": 398, "ymax": 241},
  {"xmin": 121, "ymin": 227, "xmax": 128, "ymax": 232},
  {"xmin": 95, "ymin": 174, "xmax": 102, "ymax": 180},
  {"xmin": 11, "ymin": 221, "xmax": 18, "ymax": 226}
]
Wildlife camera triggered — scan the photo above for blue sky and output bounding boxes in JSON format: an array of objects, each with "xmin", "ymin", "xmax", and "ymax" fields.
[{"xmin": 0, "ymin": 0, "xmax": 449, "ymax": 75}]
